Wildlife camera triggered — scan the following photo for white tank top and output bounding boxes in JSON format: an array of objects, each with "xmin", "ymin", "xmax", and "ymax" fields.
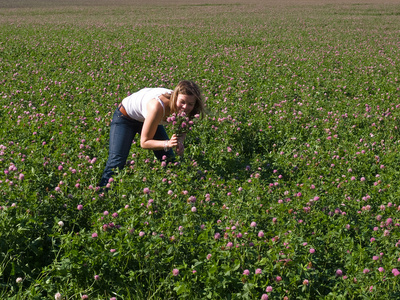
[{"xmin": 121, "ymin": 88, "xmax": 172, "ymax": 122}]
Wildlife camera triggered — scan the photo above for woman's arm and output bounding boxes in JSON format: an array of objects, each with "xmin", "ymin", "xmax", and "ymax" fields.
[{"xmin": 140, "ymin": 98, "xmax": 179, "ymax": 150}]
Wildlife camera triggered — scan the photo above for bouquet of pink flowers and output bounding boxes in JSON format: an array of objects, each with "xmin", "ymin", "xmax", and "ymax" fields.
[{"xmin": 167, "ymin": 112, "xmax": 199, "ymax": 136}]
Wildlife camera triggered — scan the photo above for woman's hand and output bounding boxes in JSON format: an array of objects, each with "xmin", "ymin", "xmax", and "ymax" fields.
[
  {"xmin": 169, "ymin": 134, "xmax": 185, "ymax": 155},
  {"xmin": 168, "ymin": 134, "xmax": 179, "ymax": 149}
]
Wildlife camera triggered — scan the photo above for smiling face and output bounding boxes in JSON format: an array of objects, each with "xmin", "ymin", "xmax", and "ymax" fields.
[
  {"xmin": 169, "ymin": 80, "xmax": 205, "ymax": 118},
  {"xmin": 176, "ymin": 94, "xmax": 196, "ymax": 115}
]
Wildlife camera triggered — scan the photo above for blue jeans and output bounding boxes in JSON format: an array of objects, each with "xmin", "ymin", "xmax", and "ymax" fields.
[{"xmin": 99, "ymin": 107, "xmax": 174, "ymax": 187}]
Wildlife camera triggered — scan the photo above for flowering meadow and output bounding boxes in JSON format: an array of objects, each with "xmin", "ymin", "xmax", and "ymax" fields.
[{"xmin": 1, "ymin": 0, "xmax": 400, "ymax": 298}]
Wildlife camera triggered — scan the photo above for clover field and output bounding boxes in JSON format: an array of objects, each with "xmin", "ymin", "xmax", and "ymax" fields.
[{"xmin": 1, "ymin": 0, "xmax": 400, "ymax": 299}]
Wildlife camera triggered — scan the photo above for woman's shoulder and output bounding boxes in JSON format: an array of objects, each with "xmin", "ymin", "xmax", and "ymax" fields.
[
  {"xmin": 150, "ymin": 87, "xmax": 173, "ymax": 95},
  {"xmin": 125, "ymin": 87, "xmax": 171, "ymax": 100},
  {"xmin": 130, "ymin": 86, "xmax": 172, "ymax": 94},
  {"xmin": 137, "ymin": 87, "xmax": 172, "ymax": 98}
]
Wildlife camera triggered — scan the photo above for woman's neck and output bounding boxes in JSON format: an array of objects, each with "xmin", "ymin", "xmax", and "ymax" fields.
[{"xmin": 158, "ymin": 94, "xmax": 171, "ymax": 118}]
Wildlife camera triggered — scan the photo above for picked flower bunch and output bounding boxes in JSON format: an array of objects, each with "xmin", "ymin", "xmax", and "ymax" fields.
[{"xmin": 166, "ymin": 111, "xmax": 199, "ymax": 136}]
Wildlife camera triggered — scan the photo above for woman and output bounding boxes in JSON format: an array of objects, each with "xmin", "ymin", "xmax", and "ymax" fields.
[{"xmin": 99, "ymin": 80, "xmax": 205, "ymax": 187}]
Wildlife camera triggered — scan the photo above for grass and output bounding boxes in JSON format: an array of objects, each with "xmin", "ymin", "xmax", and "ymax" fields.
[{"xmin": 1, "ymin": 0, "xmax": 400, "ymax": 299}]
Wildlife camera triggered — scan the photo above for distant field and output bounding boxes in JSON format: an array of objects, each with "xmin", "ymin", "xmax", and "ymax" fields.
[{"xmin": 1, "ymin": 0, "xmax": 400, "ymax": 299}]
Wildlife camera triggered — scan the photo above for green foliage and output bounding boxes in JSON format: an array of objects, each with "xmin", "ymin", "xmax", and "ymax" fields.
[{"xmin": 1, "ymin": 0, "xmax": 400, "ymax": 299}]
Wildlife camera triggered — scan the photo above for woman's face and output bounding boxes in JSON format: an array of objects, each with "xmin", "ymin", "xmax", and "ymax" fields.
[{"xmin": 176, "ymin": 94, "xmax": 196, "ymax": 115}]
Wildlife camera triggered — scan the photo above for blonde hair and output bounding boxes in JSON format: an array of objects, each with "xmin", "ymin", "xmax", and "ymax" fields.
[{"xmin": 164, "ymin": 80, "xmax": 205, "ymax": 118}]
